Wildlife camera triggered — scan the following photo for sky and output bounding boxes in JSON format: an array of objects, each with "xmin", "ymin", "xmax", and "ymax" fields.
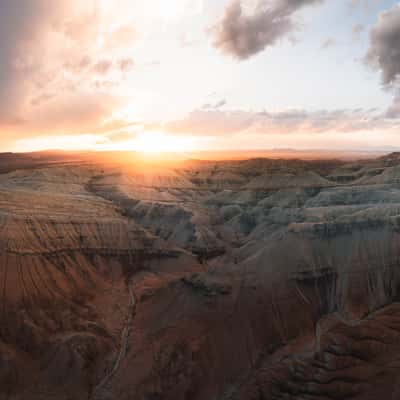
[{"xmin": 1, "ymin": 0, "xmax": 400, "ymax": 153}]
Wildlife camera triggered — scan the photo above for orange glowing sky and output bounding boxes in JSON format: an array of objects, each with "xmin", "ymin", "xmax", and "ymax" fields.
[{"xmin": 1, "ymin": 0, "xmax": 400, "ymax": 153}]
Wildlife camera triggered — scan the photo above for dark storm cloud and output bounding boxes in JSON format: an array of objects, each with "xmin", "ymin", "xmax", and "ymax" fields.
[
  {"xmin": 212, "ymin": 0, "xmax": 322, "ymax": 60},
  {"xmin": 365, "ymin": 5, "xmax": 400, "ymax": 86}
]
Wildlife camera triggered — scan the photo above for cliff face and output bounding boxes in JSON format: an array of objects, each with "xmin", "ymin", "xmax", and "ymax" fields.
[{"xmin": 2, "ymin": 153, "xmax": 400, "ymax": 399}]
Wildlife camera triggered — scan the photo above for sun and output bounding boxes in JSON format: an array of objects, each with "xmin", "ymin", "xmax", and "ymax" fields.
[{"xmin": 132, "ymin": 131, "xmax": 194, "ymax": 154}]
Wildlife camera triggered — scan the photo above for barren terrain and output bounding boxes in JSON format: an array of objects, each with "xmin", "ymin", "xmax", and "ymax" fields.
[{"xmin": 2, "ymin": 151, "xmax": 400, "ymax": 399}]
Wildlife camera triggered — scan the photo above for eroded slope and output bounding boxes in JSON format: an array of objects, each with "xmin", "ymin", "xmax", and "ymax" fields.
[{"xmin": 2, "ymin": 152, "xmax": 400, "ymax": 399}]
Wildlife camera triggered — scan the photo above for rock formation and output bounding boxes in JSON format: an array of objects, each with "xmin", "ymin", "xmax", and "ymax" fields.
[{"xmin": 1, "ymin": 151, "xmax": 400, "ymax": 399}]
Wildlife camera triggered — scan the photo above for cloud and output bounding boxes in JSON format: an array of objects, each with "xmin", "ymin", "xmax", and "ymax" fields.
[
  {"xmin": 0, "ymin": 1, "xmax": 102, "ymax": 126},
  {"xmin": 321, "ymin": 38, "xmax": 336, "ymax": 50},
  {"xmin": 0, "ymin": 0, "xmax": 61, "ymax": 121},
  {"xmin": 386, "ymin": 92, "xmax": 400, "ymax": 119},
  {"xmin": 118, "ymin": 58, "xmax": 135, "ymax": 72},
  {"xmin": 63, "ymin": 55, "xmax": 92, "ymax": 74},
  {"xmin": 202, "ymin": 99, "xmax": 227, "ymax": 109},
  {"xmin": 166, "ymin": 109, "xmax": 256, "ymax": 135},
  {"xmin": 103, "ymin": 25, "xmax": 138, "ymax": 51},
  {"xmin": 349, "ymin": 0, "xmax": 378, "ymax": 13},
  {"xmin": 0, "ymin": 91, "xmax": 124, "ymax": 140},
  {"xmin": 97, "ymin": 131, "xmax": 137, "ymax": 145},
  {"xmin": 349, "ymin": 0, "xmax": 361, "ymax": 8},
  {"xmin": 365, "ymin": 4, "xmax": 400, "ymax": 86},
  {"xmin": 32, "ymin": 92, "xmax": 122, "ymax": 132},
  {"xmin": 352, "ymin": 23, "xmax": 364, "ymax": 34},
  {"xmin": 93, "ymin": 60, "xmax": 113, "ymax": 75},
  {"xmin": 212, "ymin": 0, "xmax": 322, "ymax": 60},
  {"xmin": 352, "ymin": 23, "xmax": 364, "ymax": 40},
  {"xmin": 0, "ymin": 0, "xmax": 141, "ymax": 148},
  {"xmin": 365, "ymin": 5, "xmax": 400, "ymax": 121},
  {"xmin": 164, "ymin": 107, "xmax": 396, "ymax": 137}
]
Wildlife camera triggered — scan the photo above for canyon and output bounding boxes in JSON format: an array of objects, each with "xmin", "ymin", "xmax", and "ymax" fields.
[{"xmin": 1, "ymin": 151, "xmax": 400, "ymax": 399}]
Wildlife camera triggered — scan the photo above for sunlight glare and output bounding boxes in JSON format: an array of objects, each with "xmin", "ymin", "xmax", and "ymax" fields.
[
  {"xmin": 132, "ymin": 131, "xmax": 194, "ymax": 153},
  {"xmin": 156, "ymin": 0, "xmax": 203, "ymax": 20}
]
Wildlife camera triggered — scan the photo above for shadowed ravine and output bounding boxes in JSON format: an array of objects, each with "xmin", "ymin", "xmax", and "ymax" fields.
[{"xmin": 92, "ymin": 284, "xmax": 136, "ymax": 399}]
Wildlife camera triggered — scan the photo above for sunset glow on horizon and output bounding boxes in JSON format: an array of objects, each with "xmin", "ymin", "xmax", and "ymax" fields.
[
  {"xmin": 14, "ymin": 130, "xmax": 202, "ymax": 154},
  {"xmin": 1, "ymin": 0, "xmax": 400, "ymax": 154}
]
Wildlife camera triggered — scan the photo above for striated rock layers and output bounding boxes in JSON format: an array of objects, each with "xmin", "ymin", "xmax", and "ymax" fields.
[{"xmin": 2, "ymin": 152, "xmax": 400, "ymax": 399}]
